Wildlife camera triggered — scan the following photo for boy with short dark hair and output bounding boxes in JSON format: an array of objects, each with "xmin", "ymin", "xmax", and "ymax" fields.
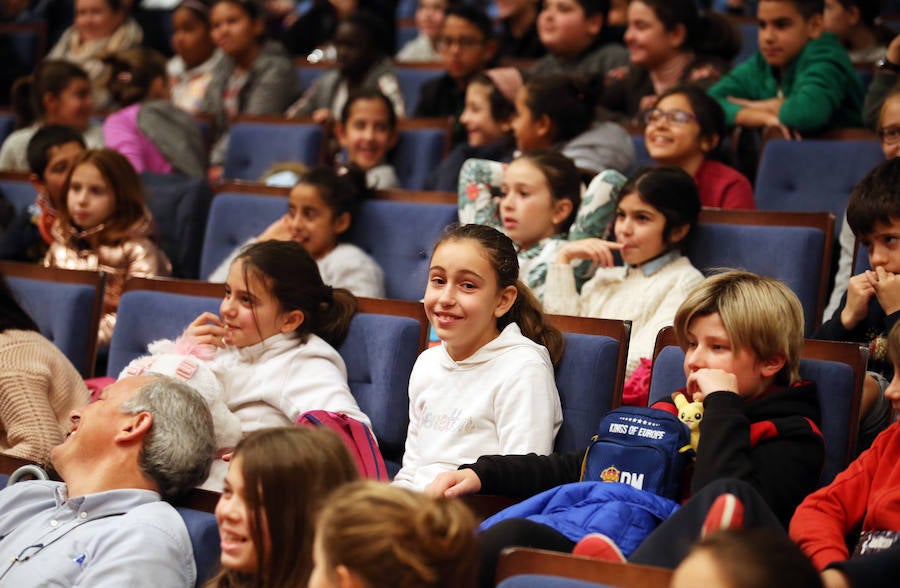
[
  {"xmin": 530, "ymin": 0, "xmax": 628, "ymax": 79},
  {"xmin": 708, "ymin": 0, "xmax": 864, "ymax": 135},
  {"xmin": 0, "ymin": 125, "xmax": 85, "ymax": 262},
  {"xmin": 414, "ymin": 3, "xmax": 497, "ymax": 146},
  {"xmin": 815, "ymin": 157, "xmax": 900, "ymax": 450}
]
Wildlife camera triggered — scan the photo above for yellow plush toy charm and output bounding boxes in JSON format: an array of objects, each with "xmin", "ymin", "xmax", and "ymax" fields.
[{"xmin": 673, "ymin": 393, "xmax": 703, "ymax": 453}]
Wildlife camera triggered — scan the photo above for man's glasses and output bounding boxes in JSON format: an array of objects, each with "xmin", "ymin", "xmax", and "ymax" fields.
[
  {"xmin": 643, "ymin": 108, "xmax": 699, "ymax": 126},
  {"xmin": 879, "ymin": 125, "xmax": 900, "ymax": 145}
]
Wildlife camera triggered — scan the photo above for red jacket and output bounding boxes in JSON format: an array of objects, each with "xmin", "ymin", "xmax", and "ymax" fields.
[
  {"xmin": 693, "ymin": 159, "xmax": 755, "ymax": 210},
  {"xmin": 790, "ymin": 422, "xmax": 900, "ymax": 570}
]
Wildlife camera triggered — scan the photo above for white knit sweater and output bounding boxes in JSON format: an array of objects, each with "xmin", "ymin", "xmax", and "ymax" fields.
[{"xmin": 543, "ymin": 254, "xmax": 704, "ymax": 375}]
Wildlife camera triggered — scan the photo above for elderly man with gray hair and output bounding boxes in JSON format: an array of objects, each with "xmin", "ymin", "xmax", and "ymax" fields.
[{"xmin": 0, "ymin": 374, "xmax": 216, "ymax": 587}]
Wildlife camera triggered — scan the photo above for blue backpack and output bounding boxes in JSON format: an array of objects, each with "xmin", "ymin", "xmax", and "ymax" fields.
[{"xmin": 580, "ymin": 406, "xmax": 692, "ymax": 500}]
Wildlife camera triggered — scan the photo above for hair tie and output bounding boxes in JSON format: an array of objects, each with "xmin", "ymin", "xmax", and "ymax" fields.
[{"xmin": 116, "ymin": 71, "xmax": 133, "ymax": 83}]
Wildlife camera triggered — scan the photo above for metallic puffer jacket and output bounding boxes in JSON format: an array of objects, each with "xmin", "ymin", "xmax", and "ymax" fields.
[{"xmin": 43, "ymin": 215, "xmax": 172, "ymax": 346}]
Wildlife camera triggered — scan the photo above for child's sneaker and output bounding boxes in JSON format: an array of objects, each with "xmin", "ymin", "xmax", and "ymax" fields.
[
  {"xmin": 572, "ymin": 533, "xmax": 626, "ymax": 563},
  {"xmin": 701, "ymin": 493, "xmax": 745, "ymax": 538}
]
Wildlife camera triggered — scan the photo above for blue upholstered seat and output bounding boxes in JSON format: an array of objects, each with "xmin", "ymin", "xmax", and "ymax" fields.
[
  {"xmin": 337, "ymin": 311, "xmax": 421, "ymax": 474},
  {"xmin": 390, "ymin": 124, "xmax": 449, "ymax": 190},
  {"xmin": 198, "ymin": 193, "xmax": 286, "ymax": 280},
  {"xmin": 755, "ymin": 139, "xmax": 883, "ymax": 219},
  {"xmin": 550, "ymin": 317, "xmax": 631, "ymax": 453},
  {"xmin": 347, "ymin": 200, "xmax": 457, "ymax": 300},
  {"xmin": 0, "ymin": 176, "xmax": 37, "ymax": 213},
  {"xmin": 394, "ymin": 67, "xmax": 443, "ymax": 116},
  {"xmin": 5, "ymin": 271, "xmax": 103, "ymax": 378},
  {"xmin": 175, "ymin": 506, "xmax": 220, "ymax": 586},
  {"xmin": 687, "ymin": 222, "xmax": 827, "ymax": 335},
  {"xmin": 107, "ymin": 290, "xmax": 220, "ymax": 377},
  {"xmin": 223, "ymin": 121, "xmax": 323, "ymax": 181},
  {"xmin": 200, "ymin": 194, "xmax": 456, "ymax": 300},
  {"xmin": 142, "ymin": 173, "xmax": 214, "ymax": 279}
]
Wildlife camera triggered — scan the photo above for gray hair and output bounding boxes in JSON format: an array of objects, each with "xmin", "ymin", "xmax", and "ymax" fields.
[{"xmin": 120, "ymin": 374, "xmax": 216, "ymax": 498}]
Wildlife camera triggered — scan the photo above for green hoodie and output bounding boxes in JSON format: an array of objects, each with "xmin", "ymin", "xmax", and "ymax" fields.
[{"xmin": 708, "ymin": 32, "xmax": 864, "ymax": 133}]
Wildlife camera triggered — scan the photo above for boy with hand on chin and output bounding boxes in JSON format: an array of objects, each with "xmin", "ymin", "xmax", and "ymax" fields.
[
  {"xmin": 815, "ymin": 158, "xmax": 900, "ymax": 451},
  {"xmin": 428, "ymin": 271, "xmax": 825, "ymax": 585},
  {"xmin": 708, "ymin": 0, "xmax": 863, "ymax": 137}
]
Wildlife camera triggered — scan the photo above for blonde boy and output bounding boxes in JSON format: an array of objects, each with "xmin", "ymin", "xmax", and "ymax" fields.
[{"xmin": 425, "ymin": 271, "xmax": 824, "ymax": 583}]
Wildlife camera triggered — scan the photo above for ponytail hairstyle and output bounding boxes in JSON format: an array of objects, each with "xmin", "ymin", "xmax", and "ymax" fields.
[
  {"xmin": 207, "ymin": 427, "xmax": 359, "ymax": 588},
  {"xmin": 235, "ymin": 240, "xmax": 358, "ymax": 347},
  {"xmin": 619, "ymin": 166, "xmax": 700, "ymax": 253},
  {"xmin": 104, "ymin": 47, "xmax": 168, "ymax": 107},
  {"xmin": 0, "ymin": 274, "xmax": 40, "ymax": 334},
  {"xmin": 514, "ymin": 150, "xmax": 581, "ymax": 234},
  {"xmin": 314, "ymin": 481, "xmax": 478, "ymax": 588},
  {"xmin": 630, "ymin": 0, "xmax": 740, "ymax": 62},
  {"xmin": 522, "ymin": 73, "xmax": 597, "ymax": 144},
  {"xmin": 297, "ymin": 165, "xmax": 372, "ymax": 242},
  {"xmin": 432, "ymin": 224, "xmax": 565, "ymax": 366},
  {"xmin": 11, "ymin": 60, "xmax": 90, "ymax": 129},
  {"xmin": 58, "ymin": 148, "xmax": 149, "ymax": 242}
]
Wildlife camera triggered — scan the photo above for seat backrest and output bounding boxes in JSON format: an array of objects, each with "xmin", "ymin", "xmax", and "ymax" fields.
[
  {"xmin": 0, "ymin": 113, "xmax": 14, "ymax": 147},
  {"xmin": 0, "ymin": 172, "xmax": 36, "ymax": 213},
  {"xmin": 390, "ymin": 120, "xmax": 450, "ymax": 190},
  {"xmin": 735, "ymin": 19, "xmax": 758, "ymax": 65},
  {"xmin": 648, "ymin": 327, "xmax": 866, "ymax": 486},
  {"xmin": 1, "ymin": 261, "xmax": 104, "ymax": 378},
  {"xmin": 0, "ymin": 22, "xmax": 46, "ymax": 72},
  {"xmin": 336, "ymin": 311, "xmax": 420, "ymax": 474},
  {"xmin": 199, "ymin": 192, "xmax": 286, "ymax": 279},
  {"xmin": 689, "ymin": 210, "xmax": 834, "ymax": 334},
  {"xmin": 394, "ymin": 66, "xmax": 443, "ymax": 113},
  {"xmin": 142, "ymin": 173, "xmax": 214, "ymax": 279},
  {"xmin": 108, "ymin": 287, "xmax": 220, "ymax": 377},
  {"xmin": 755, "ymin": 139, "xmax": 883, "ymax": 219},
  {"xmin": 347, "ymin": 199, "xmax": 457, "ymax": 300},
  {"xmin": 496, "ymin": 547, "xmax": 673, "ymax": 588},
  {"xmin": 223, "ymin": 120, "xmax": 323, "ymax": 181},
  {"xmin": 547, "ymin": 315, "xmax": 631, "ymax": 453},
  {"xmin": 174, "ymin": 506, "xmax": 220, "ymax": 587},
  {"xmin": 630, "ymin": 134, "xmax": 652, "ymax": 168}
]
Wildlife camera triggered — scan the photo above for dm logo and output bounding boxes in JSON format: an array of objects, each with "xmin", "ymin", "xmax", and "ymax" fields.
[{"xmin": 600, "ymin": 465, "xmax": 645, "ymax": 489}]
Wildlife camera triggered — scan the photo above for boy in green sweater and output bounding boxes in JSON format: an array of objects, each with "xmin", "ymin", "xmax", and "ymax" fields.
[{"xmin": 708, "ymin": 0, "xmax": 864, "ymax": 136}]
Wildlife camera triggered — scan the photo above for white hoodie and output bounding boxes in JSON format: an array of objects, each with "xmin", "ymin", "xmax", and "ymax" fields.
[{"xmin": 393, "ymin": 323, "xmax": 562, "ymax": 490}]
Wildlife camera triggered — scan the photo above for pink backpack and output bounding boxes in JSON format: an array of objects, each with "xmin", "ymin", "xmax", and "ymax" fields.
[{"xmin": 296, "ymin": 411, "xmax": 388, "ymax": 481}]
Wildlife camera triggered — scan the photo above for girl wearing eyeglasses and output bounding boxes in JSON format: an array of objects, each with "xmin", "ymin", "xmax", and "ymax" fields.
[{"xmin": 644, "ymin": 84, "xmax": 755, "ymax": 210}]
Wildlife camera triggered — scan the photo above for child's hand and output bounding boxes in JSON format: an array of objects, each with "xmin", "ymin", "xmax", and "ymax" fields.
[
  {"xmin": 869, "ymin": 266, "xmax": 900, "ymax": 316},
  {"xmin": 183, "ymin": 312, "xmax": 228, "ymax": 348},
  {"xmin": 687, "ymin": 368, "xmax": 738, "ymax": 402},
  {"xmin": 258, "ymin": 214, "xmax": 292, "ymax": 242},
  {"xmin": 727, "ymin": 96, "xmax": 784, "ymax": 116},
  {"xmin": 555, "ymin": 239, "xmax": 624, "ymax": 267},
  {"xmin": 312, "ymin": 108, "xmax": 333, "ymax": 125},
  {"xmin": 840, "ymin": 272, "xmax": 876, "ymax": 329},
  {"xmin": 424, "ymin": 469, "xmax": 482, "ymax": 498}
]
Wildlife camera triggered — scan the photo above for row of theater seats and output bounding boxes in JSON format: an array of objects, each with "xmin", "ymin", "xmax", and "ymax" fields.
[
  {"xmin": 0, "ymin": 260, "xmax": 867, "ymax": 488},
  {"xmin": 0, "ymin": 265, "xmax": 867, "ymax": 587},
  {"xmin": 0, "ymin": 170, "xmax": 849, "ymax": 329}
]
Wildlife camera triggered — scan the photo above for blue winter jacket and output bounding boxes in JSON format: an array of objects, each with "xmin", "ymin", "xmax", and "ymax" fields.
[{"xmin": 479, "ymin": 481, "xmax": 679, "ymax": 557}]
